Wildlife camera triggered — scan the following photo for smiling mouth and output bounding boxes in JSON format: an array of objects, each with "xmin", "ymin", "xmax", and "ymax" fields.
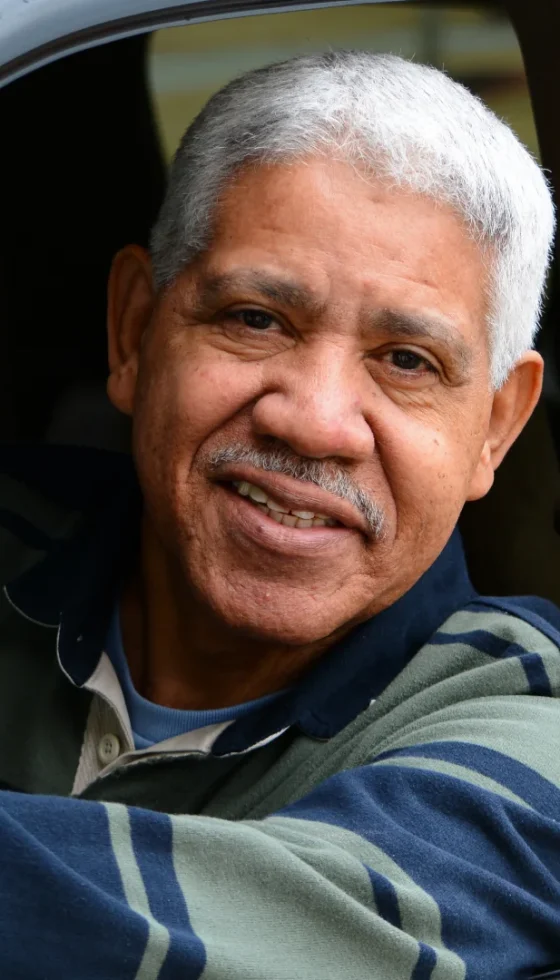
[{"xmin": 228, "ymin": 480, "xmax": 341, "ymax": 529}]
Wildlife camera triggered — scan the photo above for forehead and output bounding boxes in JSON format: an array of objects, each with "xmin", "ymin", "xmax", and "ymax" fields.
[{"xmin": 205, "ymin": 158, "xmax": 491, "ymax": 340}]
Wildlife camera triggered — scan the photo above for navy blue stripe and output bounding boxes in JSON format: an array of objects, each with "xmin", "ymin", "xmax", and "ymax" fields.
[
  {"xmin": 365, "ymin": 866, "xmax": 438, "ymax": 979},
  {"xmin": 128, "ymin": 808, "xmax": 206, "ymax": 980},
  {"xmin": 429, "ymin": 628, "xmax": 529, "ymax": 660},
  {"xmin": 411, "ymin": 942, "xmax": 438, "ymax": 980},
  {"xmin": 469, "ymin": 597, "xmax": 560, "ymax": 647},
  {"xmin": 431, "ymin": 628, "xmax": 555, "ymax": 695},
  {"xmin": 282, "ymin": 764, "xmax": 560, "ymax": 977},
  {"xmin": 0, "ymin": 794, "xmax": 145, "ymax": 978},
  {"xmin": 365, "ymin": 865, "xmax": 401, "ymax": 928},
  {"xmin": 521, "ymin": 653, "xmax": 553, "ymax": 696},
  {"xmin": 374, "ymin": 741, "xmax": 560, "ymax": 820}
]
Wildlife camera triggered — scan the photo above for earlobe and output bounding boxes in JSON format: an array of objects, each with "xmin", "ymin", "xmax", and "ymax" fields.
[
  {"xmin": 467, "ymin": 352, "xmax": 544, "ymax": 502},
  {"xmin": 106, "ymin": 354, "xmax": 140, "ymax": 418},
  {"xmin": 106, "ymin": 245, "xmax": 154, "ymax": 417},
  {"xmin": 466, "ymin": 440, "xmax": 495, "ymax": 502}
]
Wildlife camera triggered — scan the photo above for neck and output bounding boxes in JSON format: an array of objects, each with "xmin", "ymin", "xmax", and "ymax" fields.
[{"xmin": 119, "ymin": 515, "xmax": 338, "ymax": 710}]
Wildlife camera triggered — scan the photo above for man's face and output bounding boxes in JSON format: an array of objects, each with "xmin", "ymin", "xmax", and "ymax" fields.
[{"xmin": 109, "ymin": 159, "xmax": 527, "ymax": 645}]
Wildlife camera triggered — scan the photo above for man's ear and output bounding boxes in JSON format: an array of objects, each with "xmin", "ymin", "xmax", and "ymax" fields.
[
  {"xmin": 107, "ymin": 245, "xmax": 155, "ymax": 417},
  {"xmin": 467, "ymin": 351, "xmax": 544, "ymax": 502}
]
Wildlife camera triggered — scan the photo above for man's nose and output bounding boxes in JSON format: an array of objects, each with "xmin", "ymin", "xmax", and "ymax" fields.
[{"xmin": 251, "ymin": 348, "xmax": 375, "ymax": 462}]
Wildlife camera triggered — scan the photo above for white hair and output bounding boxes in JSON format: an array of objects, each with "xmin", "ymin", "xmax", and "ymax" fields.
[{"xmin": 150, "ymin": 51, "xmax": 556, "ymax": 388}]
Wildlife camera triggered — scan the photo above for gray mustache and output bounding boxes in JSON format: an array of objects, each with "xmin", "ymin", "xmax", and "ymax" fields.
[{"xmin": 209, "ymin": 444, "xmax": 385, "ymax": 537}]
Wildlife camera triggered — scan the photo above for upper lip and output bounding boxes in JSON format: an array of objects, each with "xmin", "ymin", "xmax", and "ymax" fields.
[{"xmin": 213, "ymin": 465, "xmax": 370, "ymax": 537}]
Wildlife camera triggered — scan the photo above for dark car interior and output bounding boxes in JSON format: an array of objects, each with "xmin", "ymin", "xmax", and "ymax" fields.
[
  {"xmin": 0, "ymin": 35, "xmax": 163, "ymax": 449},
  {"xmin": 1, "ymin": 0, "xmax": 559, "ymax": 602}
]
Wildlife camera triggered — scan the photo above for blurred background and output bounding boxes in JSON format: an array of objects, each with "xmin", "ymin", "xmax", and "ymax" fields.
[{"xmin": 148, "ymin": 5, "xmax": 538, "ymax": 162}]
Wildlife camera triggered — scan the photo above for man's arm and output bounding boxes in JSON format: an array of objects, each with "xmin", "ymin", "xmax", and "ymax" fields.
[{"xmin": 2, "ymin": 692, "xmax": 560, "ymax": 980}]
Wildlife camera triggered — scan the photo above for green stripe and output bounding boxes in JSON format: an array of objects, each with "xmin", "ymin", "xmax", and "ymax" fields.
[
  {"xmin": 264, "ymin": 817, "xmax": 466, "ymax": 980},
  {"xmin": 371, "ymin": 639, "xmax": 495, "ymax": 726},
  {"xmin": 439, "ymin": 607, "xmax": 560, "ymax": 662},
  {"xmin": 170, "ymin": 813, "xmax": 465, "ymax": 980},
  {"xmin": 105, "ymin": 804, "xmax": 170, "ymax": 980},
  {"xmin": 371, "ymin": 695, "xmax": 560, "ymax": 790}
]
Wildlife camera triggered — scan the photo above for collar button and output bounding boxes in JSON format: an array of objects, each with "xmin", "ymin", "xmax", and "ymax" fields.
[{"xmin": 97, "ymin": 733, "xmax": 121, "ymax": 766}]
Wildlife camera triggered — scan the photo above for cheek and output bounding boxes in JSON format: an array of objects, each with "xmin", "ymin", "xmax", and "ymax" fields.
[
  {"xmin": 173, "ymin": 362, "xmax": 236, "ymax": 438},
  {"xmin": 381, "ymin": 413, "xmax": 480, "ymax": 537},
  {"xmin": 133, "ymin": 342, "xmax": 261, "ymax": 468}
]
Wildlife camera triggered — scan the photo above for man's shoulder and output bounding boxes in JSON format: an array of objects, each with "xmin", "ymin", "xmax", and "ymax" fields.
[
  {"xmin": 331, "ymin": 596, "xmax": 560, "ymax": 764},
  {"xmin": 436, "ymin": 594, "xmax": 560, "ymax": 660},
  {"xmin": 238, "ymin": 598, "xmax": 560, "ymax": 819},
  {"xmin": 387, "ymin": 595, "xmax": 560, "ymax": 716}
]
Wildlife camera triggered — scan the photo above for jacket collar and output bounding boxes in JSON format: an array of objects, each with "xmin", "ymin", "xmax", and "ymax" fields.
[
  {"xmin": 1, "ymin": 445, "xmax": 476, "ymax": 754},
  {"xmin": 215, "ymin": 527, "xmax": 474, "ymax": 753}
]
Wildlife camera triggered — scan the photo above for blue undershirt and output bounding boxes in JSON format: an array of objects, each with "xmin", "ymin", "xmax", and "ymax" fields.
[{"xmin": 105, "ymin": 606, "xmax": 285, "ymax": 749}]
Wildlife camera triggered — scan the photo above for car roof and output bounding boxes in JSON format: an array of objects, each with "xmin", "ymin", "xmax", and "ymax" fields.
[{"xmin": 0, "ymin": 0, "xmax": 399, "ymax": 88}]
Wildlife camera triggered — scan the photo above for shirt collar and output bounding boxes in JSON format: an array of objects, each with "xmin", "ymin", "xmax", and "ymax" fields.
[
  {"xmin": 215, "ymin": 527, "xmax": 475, "ymax": 753},
  {"xmin": 2, "ymin": 445, "xmax": 476, "ymax": 753}
]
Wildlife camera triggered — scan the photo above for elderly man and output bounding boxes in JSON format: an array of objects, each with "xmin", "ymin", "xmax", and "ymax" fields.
[{"xmin": 0, "ymin": 50, "xmax": 559, "ymax": 979}]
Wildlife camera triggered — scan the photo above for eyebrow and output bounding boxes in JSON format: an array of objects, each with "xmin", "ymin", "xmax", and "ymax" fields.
[
  {"xmin": 369, "ymin": 308, "xmax": 475, "ymax": 375},
  {"xmin": 197, "ymin": 270, "xmax": 326, "ymax": 318},
  {"xmin": 197, "ymin": 270, "xmax": 475, "ymax": 375}
]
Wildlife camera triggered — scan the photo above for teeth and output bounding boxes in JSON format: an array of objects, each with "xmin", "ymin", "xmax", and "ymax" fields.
[
  {"xmin": 266, "ymin": 498, "xmax": 289, "ymax": 514},
  {"xmin": 248, "ymin": 485, "xmax": 268, "ymax": 504},
  {"xmin": 232, "ymin": 481, "xmax": 339, "ymax": 529}
]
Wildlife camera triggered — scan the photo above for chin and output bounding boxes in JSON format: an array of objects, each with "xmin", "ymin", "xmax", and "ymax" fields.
[
  {"xmin": 184, "ymin": 549, "xmax": 367, "ymax": 647},
  {"xmin": 205, "ymin": 589, "xmax": 351, "ymax": 647},
  {"xmin": 232, "ymin": 618, "xmax": 336, "ymax": 648}
]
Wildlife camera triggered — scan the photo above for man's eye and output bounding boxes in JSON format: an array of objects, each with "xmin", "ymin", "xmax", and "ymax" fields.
[
  {"xmin": 386, "ymin": 350, "xmax": 435, "ymax": 373},
  {"xmin": 231, "ymin": 310, "xmax": 276, "ymax": 330}
]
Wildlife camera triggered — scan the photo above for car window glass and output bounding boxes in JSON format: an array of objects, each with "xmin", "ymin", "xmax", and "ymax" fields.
[{"xmin": 149, "ymin": 5, "xmax": 537, "ymax": 163}]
